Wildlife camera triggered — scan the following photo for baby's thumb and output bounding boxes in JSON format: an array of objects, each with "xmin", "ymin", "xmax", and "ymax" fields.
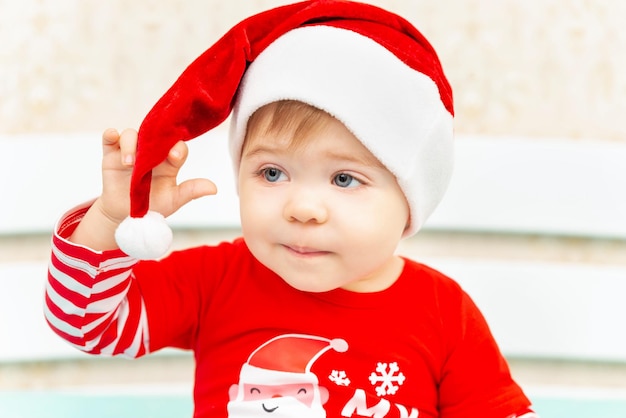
[{"xmin": 177, "ymin": 178, "xmax": 218, "ymax": 206}]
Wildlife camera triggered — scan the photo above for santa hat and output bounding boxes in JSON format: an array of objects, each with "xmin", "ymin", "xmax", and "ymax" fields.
[
  {"xmin": 237, "ymin": 334, "xmax": 348, "ymax": 387},
  {"xmin": 115, "ymin": 0, "xmax": 454, "ymax": 260}
]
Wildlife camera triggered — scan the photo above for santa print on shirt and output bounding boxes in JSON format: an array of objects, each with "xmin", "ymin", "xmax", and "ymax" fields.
[{"xmin": 226, "ymin": 334, "xmax": 418, "ymax": 418}]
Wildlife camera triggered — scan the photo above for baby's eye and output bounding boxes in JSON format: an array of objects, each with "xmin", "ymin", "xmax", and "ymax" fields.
[
  {"xmin": 262, "ymin": 167, "xmax": 286, "ymax": 182},
  {"xmin": 333, "ymin": 173, "xmax": 361, "ymax": 188}
]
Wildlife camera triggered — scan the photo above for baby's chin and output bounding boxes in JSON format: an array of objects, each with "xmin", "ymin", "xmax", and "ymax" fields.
[
  {"xmin": 285, "ymin": 283, "xmax": 334, "ymax": 294},
  {"xmin": 279, "ymin": 275, "xmax": 345, "ymax": 293}
]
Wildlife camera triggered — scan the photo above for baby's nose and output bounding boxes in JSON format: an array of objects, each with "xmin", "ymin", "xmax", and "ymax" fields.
[{"xmin": 283, "ymin": 187, "xmax": 329, "ymax": 224}]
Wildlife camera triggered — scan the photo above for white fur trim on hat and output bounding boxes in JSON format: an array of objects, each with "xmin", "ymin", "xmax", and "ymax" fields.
[
  {"xmin": 239, "ymin": 363, "xmax": 320, "ymax": 385},
  {"xmin": 229, "ymin": 25, "xmax": 454, "ymax": 237}
]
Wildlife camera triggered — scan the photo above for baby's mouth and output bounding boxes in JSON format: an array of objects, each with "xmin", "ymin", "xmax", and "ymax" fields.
[{"xmin": 284, "ymin": 244, "xmax": 330, "ymax": 257}]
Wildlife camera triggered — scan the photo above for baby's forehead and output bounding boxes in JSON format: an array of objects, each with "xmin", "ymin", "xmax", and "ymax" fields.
[
  {"xmin": 240, "ymin": 101, "xmax": 387, "ymax": 170},
  {"xmin": 242, "ymin": 122, "xmax": 385, "ymax": 172},
  {"xmin": 241, "ymin": 101, "xmax": 333, "ymax": 152}
]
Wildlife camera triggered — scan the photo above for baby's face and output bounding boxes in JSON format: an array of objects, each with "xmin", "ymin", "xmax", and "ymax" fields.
[{"xmin": 237, "ymin": 114, "xmax": 409, "ymax": 293}]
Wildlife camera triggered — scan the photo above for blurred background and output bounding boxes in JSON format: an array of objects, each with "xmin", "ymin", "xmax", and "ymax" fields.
[{"xmin": 1, "ymin": 0, "xmax": 626, "ymax": 416}]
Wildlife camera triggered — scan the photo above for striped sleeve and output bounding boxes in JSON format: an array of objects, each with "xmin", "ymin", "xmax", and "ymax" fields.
[{"xmin": 44, "ymin": 204, "xmax": 149, "ymax": 358}]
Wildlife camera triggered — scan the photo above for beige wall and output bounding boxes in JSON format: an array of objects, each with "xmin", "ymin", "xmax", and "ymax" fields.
[{"xmin": 2, "ymin": 0, "xmax": 626, "ymax": 141}]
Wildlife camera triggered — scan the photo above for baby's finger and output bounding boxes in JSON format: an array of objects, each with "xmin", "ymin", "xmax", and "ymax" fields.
[
  {"xmin": 102, "ymin": 128, "xmax": 120, "ymax": 150},
  {"xmin": 176, "ymin": 178, "xmax": 218, "ymax": 208},
  {"xmin": 166, "ymin": 140, "xmax": 189, "ymax": 168},
  {"xmin": 118, "ymin": 128, "xmax": 138, "ymax": 167},
  {"xmin": 152, "ymin": 141, "xmax": 189, "ymax": 179}
]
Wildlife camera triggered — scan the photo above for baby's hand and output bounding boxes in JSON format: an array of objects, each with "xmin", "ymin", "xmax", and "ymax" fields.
[
  {"xmin": 99, "ymin": 128, "xmax": 217, "ymax": 224},
  {"xmin": 70, "ymin": 128, "xmax": 217, "ymax": 251}
]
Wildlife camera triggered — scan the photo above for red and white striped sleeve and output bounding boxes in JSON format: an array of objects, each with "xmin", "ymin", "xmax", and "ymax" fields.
[{"xmin": 44, "ymin": 203, "xmax": 149, "ymax": 358}]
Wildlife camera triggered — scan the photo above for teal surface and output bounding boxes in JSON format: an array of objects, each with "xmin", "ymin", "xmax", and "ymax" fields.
[
  {"xmin": 0, "ymin": 391, "xmax": 193, "ymax": 418},
  {"xmin": 532, "ymin": 395, "xmax": 626, "ymax": 418},
  {"xmin": 1, "ymin": 391, "xmax": 626, "ymax": 417}
]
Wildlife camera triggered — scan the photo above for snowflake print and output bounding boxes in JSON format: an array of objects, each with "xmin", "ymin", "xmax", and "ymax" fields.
[
  {"xmin": 329, "ymin": 370, "xmax": 351, "ymax": 386},
  {"xmin": 369, "ymin": 362, "xmax": 405, "ymax": 396}
]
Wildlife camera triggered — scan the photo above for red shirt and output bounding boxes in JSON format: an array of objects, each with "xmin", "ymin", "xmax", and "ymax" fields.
[{"xmin": 46, "ymin": 205, "xmax": 533, "ymax": 418}]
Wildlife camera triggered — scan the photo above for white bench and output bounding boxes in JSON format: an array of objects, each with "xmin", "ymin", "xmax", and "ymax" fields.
[{"xmin": 2, "ymin": 126, "xmax": 625, "ymax": 362}]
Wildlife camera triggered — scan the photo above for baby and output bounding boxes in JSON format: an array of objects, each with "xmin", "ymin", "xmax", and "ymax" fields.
[{"xmin": 45, "ymin": 1, "xmax": 537, "ymax": 417}]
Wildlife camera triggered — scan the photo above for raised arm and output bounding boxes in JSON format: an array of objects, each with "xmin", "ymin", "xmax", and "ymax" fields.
[{"xmin": 44, "ymin": 128, "xmax": 216, "ymax": 357}]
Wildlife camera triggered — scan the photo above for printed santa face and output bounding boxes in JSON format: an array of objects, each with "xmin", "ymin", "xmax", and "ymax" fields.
[{"xmin": 227, "ymin": 334, "xmax": 347, "ymax": 417}]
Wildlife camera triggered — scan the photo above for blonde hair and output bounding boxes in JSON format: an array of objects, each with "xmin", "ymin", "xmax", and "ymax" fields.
[{"xmin": 242, "ymin": 100, "xmax": 333, "ymax": 153}]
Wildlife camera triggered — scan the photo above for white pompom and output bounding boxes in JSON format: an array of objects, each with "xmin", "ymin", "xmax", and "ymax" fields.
[{"xmin": 115, "ymin": 211, "xmax": 173, "ymax": 260}]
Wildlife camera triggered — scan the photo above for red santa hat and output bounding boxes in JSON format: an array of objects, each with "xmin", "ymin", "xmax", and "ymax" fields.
[
  {"xmin": 237, "ymin": 334, "xmax": 348, "ymax": 386},
  {"xmin": 115, "ymin": 0, "xmax": 454, "ymax": 260}
]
